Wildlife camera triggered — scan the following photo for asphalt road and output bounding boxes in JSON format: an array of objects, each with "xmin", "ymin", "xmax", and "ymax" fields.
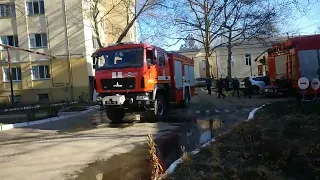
[{"xmin": 0, "ymin": 88, "xmax": 289, "ymax": 180}]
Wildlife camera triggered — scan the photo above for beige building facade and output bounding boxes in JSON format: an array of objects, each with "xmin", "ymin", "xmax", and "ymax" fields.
[
  {"xmin": 0, "ymin": 0, "xmax": 137, "ymax": 104},
  {"xmin": 215, "ymin": 38, "xmax": 286, "ymax": 79},
  {"xmin": 179, "ymin": 49, "xmax": 218, "ymax": 79},
  {"xmin": 179, "ymin": 38, "xmax": 286, "ymax": 80},
  {"xmin": 215, "ymin": 42, "xmax": 268, "ymax": 78}
]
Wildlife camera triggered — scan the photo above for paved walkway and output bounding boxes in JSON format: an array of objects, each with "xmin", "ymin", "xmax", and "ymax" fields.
[{"xmin": 0, "ymin": 123, "xmax": 178, "ymax": 180}]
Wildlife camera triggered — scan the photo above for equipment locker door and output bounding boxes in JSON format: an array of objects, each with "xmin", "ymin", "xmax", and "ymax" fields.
[
  {"xmin": 298, "ymin": 49, "xmax": 319, "ymax": 80},
  {"xmin": 189, "ymin": 65, "xmax": 195, "ymax": 86},
  {"xmin": 174, "ymin": 60, "xmax": 183, "ymax": 88}
]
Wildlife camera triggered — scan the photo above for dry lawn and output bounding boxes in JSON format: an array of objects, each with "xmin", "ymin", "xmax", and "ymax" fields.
[{"xmin": 170, "ymin": 100, "xmax": 320, "ymax": 180}]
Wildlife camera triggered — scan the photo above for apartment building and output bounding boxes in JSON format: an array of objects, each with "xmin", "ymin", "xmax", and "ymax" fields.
[{"xmin": 0, "ymin": 0, "xmax": 137, "ymax": 104}]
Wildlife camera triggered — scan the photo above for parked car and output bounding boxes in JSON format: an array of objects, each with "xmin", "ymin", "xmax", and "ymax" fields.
[
  {"xmin": 240, "ymin": 76, "xmax": 268, "ymax": 95},
  {"xmin": 195, "ymin": 78, "xmax": 207, "ymax": 87}
]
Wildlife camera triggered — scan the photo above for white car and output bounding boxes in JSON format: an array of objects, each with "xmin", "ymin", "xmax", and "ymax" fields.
[{"xmin": 240, "ymin": 76, "xmax": 267, "ymax": 94}]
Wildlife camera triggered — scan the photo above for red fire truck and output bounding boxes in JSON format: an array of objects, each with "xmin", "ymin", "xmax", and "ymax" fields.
[
  {"xmin": 92, "ymin": 42, "xmax": 195, "ymax": 123},
  {"xmin": 264, "ymin": 34, "xmax": 320, "ymax": 96}
]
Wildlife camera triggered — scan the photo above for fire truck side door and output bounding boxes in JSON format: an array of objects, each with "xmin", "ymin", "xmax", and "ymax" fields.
[
  {"xmin": 157, "ymin": 51, "xmax": 169, "ymax": 80},
  {"xmin": 146, "ymin": 48, "xmax": 157, "ymax": 85}
]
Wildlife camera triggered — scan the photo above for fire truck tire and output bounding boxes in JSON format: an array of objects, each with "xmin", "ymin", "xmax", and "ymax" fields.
[
  {"xmin": 154, "ymin": 94, "xmax": 166, "ymax": 122},
  {"xmin": 106, "ymin": 107, "xmax": 125, "ymax": 123}
]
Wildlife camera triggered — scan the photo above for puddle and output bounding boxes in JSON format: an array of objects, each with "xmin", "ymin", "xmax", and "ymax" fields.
[{"xmin": 71, "ymin": 118, "xmax": 225, "ymax": 180}]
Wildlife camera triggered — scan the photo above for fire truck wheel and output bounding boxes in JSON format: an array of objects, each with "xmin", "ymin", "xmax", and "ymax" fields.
[
  {"xmin": 106, "ymin": 107, "xmax": 125, "ymax": 123},
  {"xmin": 154, "ymin": 94, "xmax": 166, "ymax": 121}
]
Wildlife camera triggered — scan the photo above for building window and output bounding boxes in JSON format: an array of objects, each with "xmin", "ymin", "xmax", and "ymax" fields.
[
  {"xmin": 9, "ymin": 95, "xmax": 21, "ymax": 104},
  {"xmin": 3, "ymin": 67, "xmax": 22, "ymax": 82},
  {"xmin": 29, "ymin": 33, "xmax": 47, "ymax": 48},
  {"xmin": 32, "ymin": 65, "xmax": 50, "ymax": 80},
  {"xmin": 0, "ymin": 35, "xmax": 19, "ymax": 49},
  {"xmin": 201, "ymin": 60, "xmax": 206, "ymax": 70},
  {"xmin": 245, "ymin": 54, "xmax": 251, "ymax": 66},
  {"xmin": 27, "ymin": 0, "xmax": 45, "ymax": 15},
  {"xmin": 0, "ymin": 4, "xmax": 15, "ymax": 17},
  {"xmin": 38, "ymin": 94, "xmax": 49, "ymax": 101}
]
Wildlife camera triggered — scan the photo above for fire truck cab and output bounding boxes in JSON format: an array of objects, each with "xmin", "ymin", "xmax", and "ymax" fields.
[{"xmin": 92, "ymin": 42, "xmax": 195, "ymax": 123}]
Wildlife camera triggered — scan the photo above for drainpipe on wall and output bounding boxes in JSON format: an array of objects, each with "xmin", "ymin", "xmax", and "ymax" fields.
[{"xmin": 62, "ymin": 0, "xmax": 74, "ymax": 101}]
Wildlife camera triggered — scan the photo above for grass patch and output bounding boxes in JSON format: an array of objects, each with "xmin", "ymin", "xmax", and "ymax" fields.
[{"xmin": 170, "ymin": 100, "xmax": 320, "ymax": 180}]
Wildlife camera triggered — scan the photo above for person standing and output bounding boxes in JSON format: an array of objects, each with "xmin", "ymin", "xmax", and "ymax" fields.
[
  {"xmin": 232, "ymin": 77, "xmax": 240, "ymax": 97},
  {"xmin": 244, "ymin": 77, "xmax": 252, "ymax": 98},
  {"xmin": 224, "ymin": 77, "xmax": 230, "ymax": 91},
  {"xmin": 217, "ymin": 78, "xmax": 226, "ymax": 98},
  {"xmin": 205, "ymin": 77, "xmax": 212, "ymax": 95}
]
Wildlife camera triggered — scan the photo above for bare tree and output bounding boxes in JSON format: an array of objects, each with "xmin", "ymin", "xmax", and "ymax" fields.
[
  {"xmin": 179, "ymin": 34, "xmax": 199, "ymax": 51},
  {"xmin": 81, "ymin": 0, "xmax": 167, "ymax": 46},
  {"xmin": 221, "ymin": 0, "xmax": 278, "ymax": 78},
  {"xmin": 115, "ymin": 0, "xmax": 167, "ymax": 43},
  {"xmin": 173, "ymin": 0, "xmax": 228, "ymax": 77},
  {"xmin": 82, "ymin": 0, "xmax": 123, "ymax": 48}
]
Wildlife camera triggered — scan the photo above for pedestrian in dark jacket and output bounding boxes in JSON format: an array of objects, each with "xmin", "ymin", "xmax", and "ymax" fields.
[
  {"xmin": 224, "ymin": 77, "xmax": 230, "ymax": 91},
  {"xmin": 205, "ymin": 77, "xmax": 212, "ymax": 95},
  {"xmin": 217, "ymin": 78, "xmax": 226, "ymax": 98},
  {"xmin": 244, "ymin": 77, "xmax": 252, "ymax": 98},
  {"xmin": 232, "ymin": 77, "xmax": 240, "ymax": 97}
]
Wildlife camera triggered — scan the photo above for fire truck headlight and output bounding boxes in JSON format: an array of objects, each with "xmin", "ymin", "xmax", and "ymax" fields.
[{"xmin": 96, "ymin": 96, "xmax": 103, "ymax": 102}]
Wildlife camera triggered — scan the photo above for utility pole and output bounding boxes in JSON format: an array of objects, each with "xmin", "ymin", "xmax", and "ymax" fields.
[
  {"xmin": 6, "ymin": 48, "xmax": 14, "ymax": 106},
  {"xmin": 62, "ymin": 0, "xmax": 74, "ymax": 101},
  {"xmin": 250, "ymin": 57, "xmax": 253, "ymax": 76}
]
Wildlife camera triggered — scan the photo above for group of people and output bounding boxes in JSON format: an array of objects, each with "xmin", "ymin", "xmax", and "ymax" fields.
[{"xmin": 205, "ymin": 76, "xmax": 253, "ymax": 98}]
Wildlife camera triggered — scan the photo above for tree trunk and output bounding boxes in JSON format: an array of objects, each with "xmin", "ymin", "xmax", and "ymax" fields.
[
  {"xmin": 205, "ymin": 49, "xmax": 211, "ymax": 78},
  {"xmin": 116, "ymin": 2, "xmax": 143, "ymax": 44},
  {"xmin": 204, "ymin": 2, "xmax": 211, "ymax": 77},
  {"xmin": 227, "ymin": 30, "xmax": 232, "ymax": 79},
  {"xmin": 93, "ymin": 15, "xmax": 103, "ymax": 48}
]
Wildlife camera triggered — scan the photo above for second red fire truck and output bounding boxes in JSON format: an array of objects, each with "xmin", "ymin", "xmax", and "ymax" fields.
[{"xmin": 263, "ymin": 34, "xmax": 320, "ymax": 96}]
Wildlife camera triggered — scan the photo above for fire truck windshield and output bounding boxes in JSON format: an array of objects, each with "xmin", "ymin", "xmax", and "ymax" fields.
[{"xmin": 95, "ymin": 48, "xmax": 143, "ymax": 70}]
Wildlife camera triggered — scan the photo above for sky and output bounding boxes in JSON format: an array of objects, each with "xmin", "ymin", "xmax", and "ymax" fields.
[
  {"xmin": 294, "ymin": 2, "xmax": 320, "ymax": 35},
  {"xmin": 162, "ymin": 1, "xmax": 320, "ymax": 51}
]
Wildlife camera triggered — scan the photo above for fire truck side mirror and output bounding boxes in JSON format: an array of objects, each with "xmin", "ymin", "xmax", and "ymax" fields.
[{"xmin": 92, "ymin": 54, "xmax": 97, "ymax": 69}]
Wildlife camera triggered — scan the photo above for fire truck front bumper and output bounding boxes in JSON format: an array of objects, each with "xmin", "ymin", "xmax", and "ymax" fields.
[
  {"xmin": 102, "ymin": 95, "xmax": 126, "ymax": 106},
  {"xmin": 101, "ymin": 93, "xmax": 152, "ymax": 107}
]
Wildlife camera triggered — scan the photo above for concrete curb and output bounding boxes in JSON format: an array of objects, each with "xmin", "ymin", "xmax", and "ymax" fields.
[
  {"xmin": 163, "ymin": 104, "xmax": 265, "ymax": 177},
  {"xmin": 0, "ymin": 105, "xmax": 99, "ymax": 131}
]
